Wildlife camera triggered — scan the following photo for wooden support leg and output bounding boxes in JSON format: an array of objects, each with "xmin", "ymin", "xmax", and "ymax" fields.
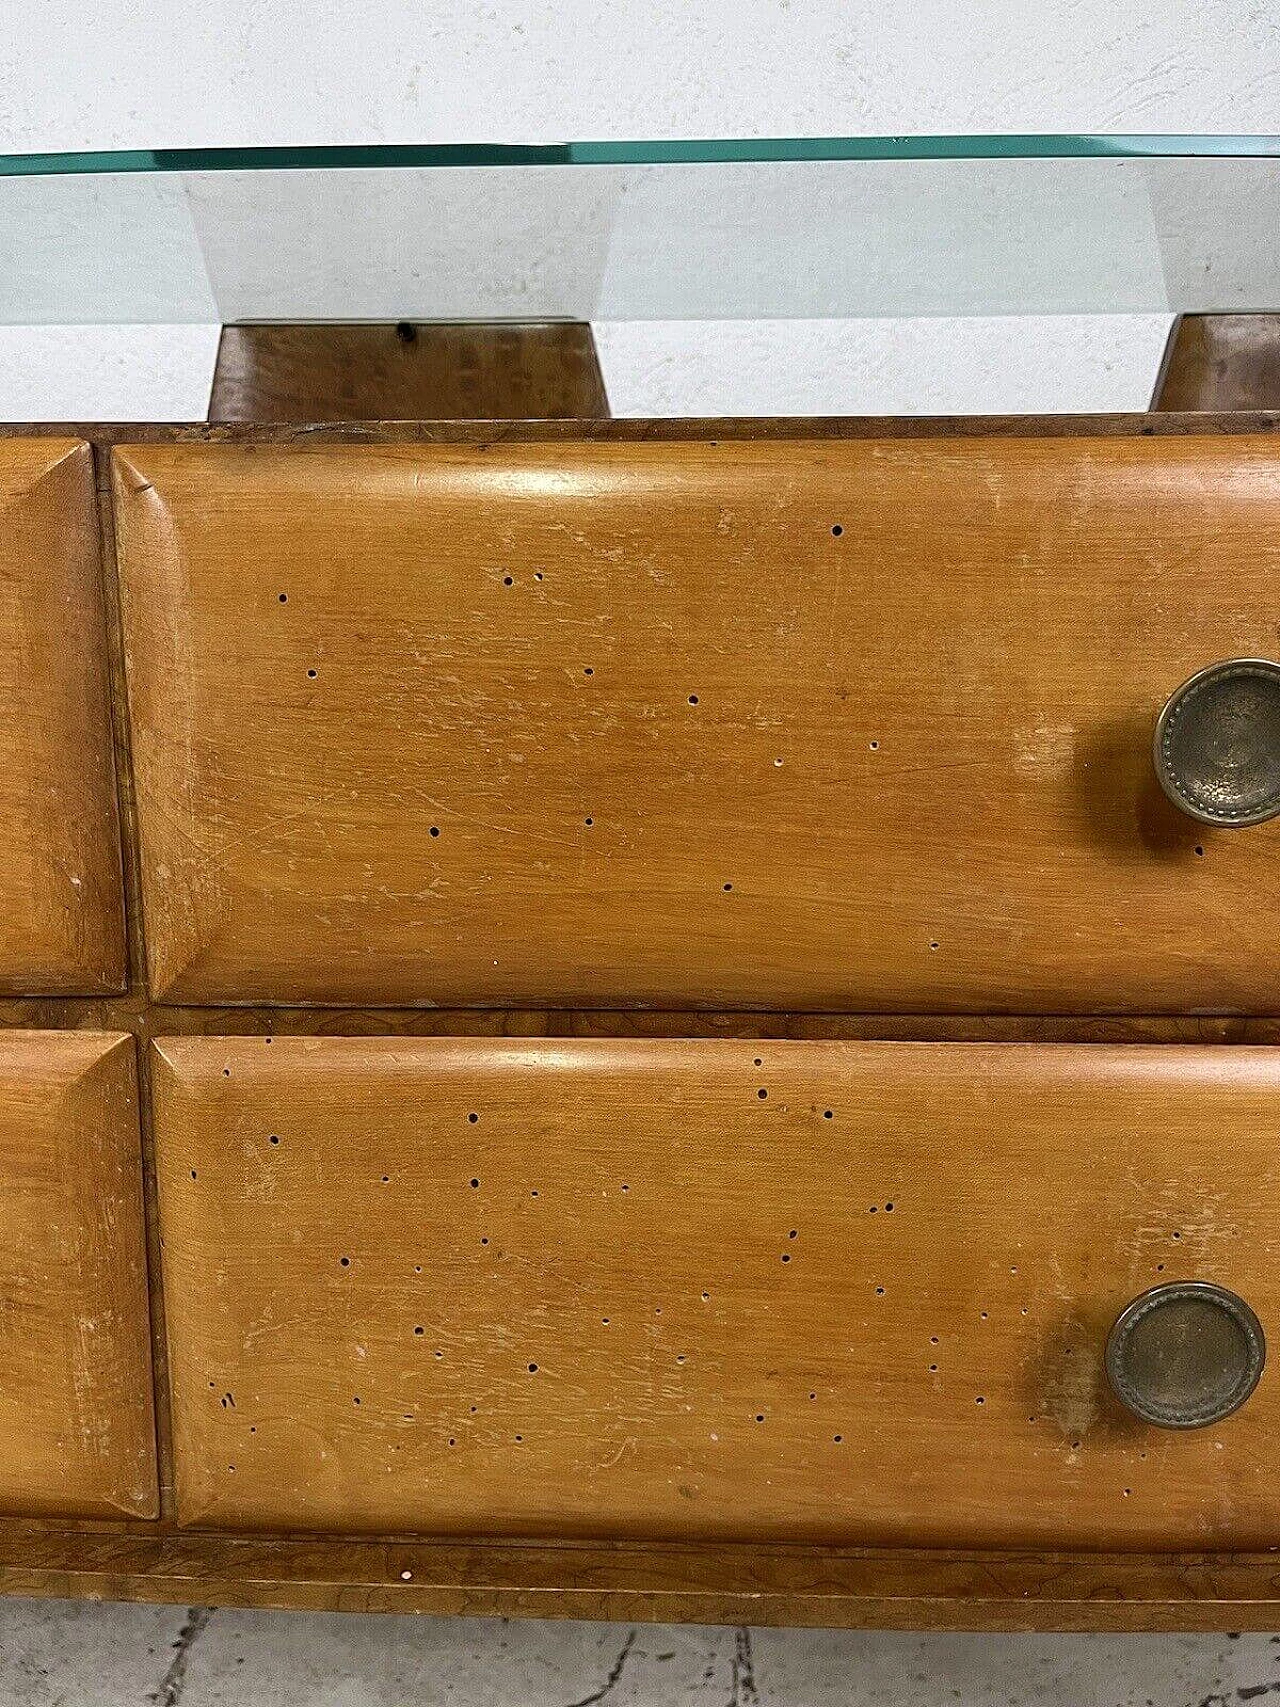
[
  {"xmin": 208, "ymin": 321, "xmax": 610, "ymax": 422},
  {"xmin": 1154, "ymin": 315, "xmax": 1280, "ymax": 411}
]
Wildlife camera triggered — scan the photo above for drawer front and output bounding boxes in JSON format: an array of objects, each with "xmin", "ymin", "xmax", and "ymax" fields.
[
  {"xmin": 0, "ymin": 1032, "xmax": 156, "ymax": 1518},
  {"xmin": 116, "ymin": 438, "xmax": 1280, "ymax": 1013},
  {"xmin": 156, "ymin": 1036, "xmax": 1280, "ymax": 1546},
  {"xmin": 1, "ymin": 441, "xmax": 125, "ymax": 993}
]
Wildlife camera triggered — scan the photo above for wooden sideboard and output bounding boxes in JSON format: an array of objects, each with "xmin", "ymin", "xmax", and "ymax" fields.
[{"xmin": 4, "ymin": 413, "xmax": 1280, "ymax": 1630}]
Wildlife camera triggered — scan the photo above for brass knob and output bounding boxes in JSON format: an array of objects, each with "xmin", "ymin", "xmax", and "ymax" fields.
[
  {"xmin": 1154, "ymin": 658, "xmax": 1280, "ymax": 827},
  {"xmin": 1105, "ymin": 1282, "xmax": 1265, "ymax": 1429}
]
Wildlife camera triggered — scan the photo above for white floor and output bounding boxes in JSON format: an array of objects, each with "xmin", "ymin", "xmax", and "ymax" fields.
[{"xmin": 1, "ymin": 1600, "xmax": 1278, "ymax": 1705}]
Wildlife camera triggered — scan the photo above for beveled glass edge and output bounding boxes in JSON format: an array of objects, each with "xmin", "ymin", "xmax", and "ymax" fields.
[{"xmin": 1, "ymin": 134, "xmax": 1279, "ymax": 176}]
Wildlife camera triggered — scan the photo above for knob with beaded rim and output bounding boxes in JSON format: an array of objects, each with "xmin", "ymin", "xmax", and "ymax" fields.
[
  {"xmin": 1105, "ymin": 1282, "xmax": 1265, "ymax": 1429},
  {"xmin": 1154, "ymin": 658, "xmax": 1280, "ymax": 827}
]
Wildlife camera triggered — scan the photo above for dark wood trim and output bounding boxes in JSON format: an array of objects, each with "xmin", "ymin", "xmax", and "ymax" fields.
[
  {"xmin": 4, "ymin": 1526, "xmax": 1280, "ymax": 1629},
  {"xmin": 1, "ymin": 1005, "xmax": 1279, "ymax": 1041},
  {"xmin": 208, "ymin": 322, "xmax": 611, "ymax": 423},
  {"xmin": 2, "ymin": 413, "xmax": 1280, "ymax": 447}
]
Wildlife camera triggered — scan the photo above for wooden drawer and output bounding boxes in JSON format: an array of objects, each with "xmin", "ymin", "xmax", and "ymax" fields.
[
  {"xmin": 155, "ymin": 1035, "xmax": 1280, "ymax": 1547},
  {"xmin": 1, "ymin": 441, "xmax": 125, "ymax": 993},
  {"xmin": 0, "ymin": 1032, "xmax": 156, "ymax": 1519},
  {"xmin": 115, "ymin": 437, "xmax": 1280, "ymax": 1012}
]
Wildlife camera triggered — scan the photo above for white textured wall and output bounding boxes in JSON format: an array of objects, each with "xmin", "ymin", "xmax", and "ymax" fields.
[
  {"xmin": 594, "ymin": 315, "xmax": 1175, "ymax": 416},
  {"xmin": 0, "ymin": 0, "xmax": 1276, "ymax": 149},
  {"xmin": 0, "ymin": 324, "xmax": 219, "ymax": 420}
]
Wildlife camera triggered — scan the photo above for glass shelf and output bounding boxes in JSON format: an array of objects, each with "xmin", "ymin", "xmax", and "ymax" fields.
[{"xmin": 2, "ymin": 136, "xmax": 1277, "ymax": 324}]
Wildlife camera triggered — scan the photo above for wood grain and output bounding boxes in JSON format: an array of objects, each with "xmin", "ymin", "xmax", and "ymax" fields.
[
  {"xmin": 0, "ymin": 1032, "xmax": 156, "ymax": 1517},
  {"xmin": 209, "ymin": 323, "xmax": 610, "ymax": 423},
  {"xmin": 10, "ymin": 1526, "xmax": 1280, "ymax": 1630},
  {"xmin": 154, "ymin": 1036, "xmax": 1280, "ymax": 1547},
  {"xmin": 4, "ymin": 413, "xmax": 1280, "ymax": 446},
  {"xmin": 0, "ymin": 440, "xmax": 125, "ymax": 994},
  {"xmin": 6, "ymin": 1002, "xmax": 1280, "ymax": 1044},
  {"xmin": 5, "ymin": 413, "xmax": 1280, "ymax": 1626},
  {"xmin": 1156, "ymin": 316, "xmax": 1280, "ymax": 412},
  {"xmin": 116, "ymin": 434, "xmax": 1280, "ymax": 1011}
]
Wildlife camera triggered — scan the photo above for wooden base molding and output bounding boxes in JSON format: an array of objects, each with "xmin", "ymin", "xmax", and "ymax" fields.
[{"xmin": 5, "ymin": 1530, "xmax": 1280, "ymax": 1631}]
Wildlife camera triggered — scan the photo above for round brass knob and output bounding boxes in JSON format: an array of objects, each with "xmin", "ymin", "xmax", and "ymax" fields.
[
  {"xmin": 1105, "ymin": 1282, "xmax": 1265, "ymax": 1429},
  {"xmin": 1154, "ymin": 658, "xmax": 1280, "ymax": 827}
]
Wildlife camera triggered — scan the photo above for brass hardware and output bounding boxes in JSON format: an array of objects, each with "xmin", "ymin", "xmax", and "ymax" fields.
[
  {"xmin": 1154, "ymin": 658, "xmax": 1280, "ymax": 827},
  {"xmin": 1105, "ymin": 1282, "xmax": 1265, "ymax": 1429}
]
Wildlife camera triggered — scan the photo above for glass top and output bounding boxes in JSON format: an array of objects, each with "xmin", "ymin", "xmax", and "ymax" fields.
[
  {"xmin": 4, "ymin": 135, "xmax": 1280, "ymax": 172},
  {"xmin": 2, "ymin": 135, "xmax": 1278, "ymax": 324}
]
